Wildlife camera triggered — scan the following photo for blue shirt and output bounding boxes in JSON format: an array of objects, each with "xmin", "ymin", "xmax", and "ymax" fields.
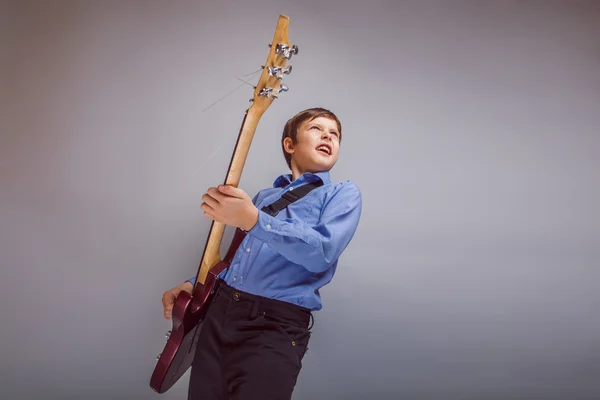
[{"xmin": 187, "ymin": 171, "xmax": 362, "ymax": 311}]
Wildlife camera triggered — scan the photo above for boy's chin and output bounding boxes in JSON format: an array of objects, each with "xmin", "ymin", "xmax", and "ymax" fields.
[{"xmin": 313, "ymin": 161, "xmax": 336, "ymax": 171}]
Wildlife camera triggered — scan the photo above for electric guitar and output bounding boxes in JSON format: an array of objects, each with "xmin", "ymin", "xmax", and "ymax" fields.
[{"xmin": 149, "ymin": 14, "xmax": 298, "ymax": 394}]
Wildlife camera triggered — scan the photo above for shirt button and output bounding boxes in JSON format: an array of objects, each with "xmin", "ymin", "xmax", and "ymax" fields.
[
  {"xmin": 233, "ymin": 276, "xmax": 237, "ymax": 281},
  {"xmin": 266, "ymin": 224, "xmax": 271, "ymax": 230},
  {"xmin": 246, "ymin": 247, "xmax": 251, "ymax": 253}
]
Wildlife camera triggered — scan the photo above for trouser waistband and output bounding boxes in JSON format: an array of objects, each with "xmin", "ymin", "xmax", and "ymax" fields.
[{"xmin": 214, "ymin": 279, "xmax": 313, "ymax": 329}]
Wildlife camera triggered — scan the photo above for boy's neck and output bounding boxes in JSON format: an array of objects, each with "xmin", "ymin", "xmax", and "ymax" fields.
[
  {"xmin": 291, "ymin": 166, "xmax": 328, "ymax": 182},
  {"xmin": 291, "ymin": 165, "xmax": 307, "ymax": 181}
]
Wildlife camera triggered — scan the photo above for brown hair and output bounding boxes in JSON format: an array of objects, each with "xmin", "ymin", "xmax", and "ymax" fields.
[{"xmin": 281, "ymin": 107, "xmax": 342, "ymax": 169}]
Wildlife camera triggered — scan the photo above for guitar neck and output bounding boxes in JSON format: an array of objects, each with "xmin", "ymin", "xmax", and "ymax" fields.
[
  {"xmin": 189, "ymin": 13, "xmax": 294, "ymax": 286},
  {"xmin": 194, "ymin": 105, "xmax": 266, "ymax": 285}
]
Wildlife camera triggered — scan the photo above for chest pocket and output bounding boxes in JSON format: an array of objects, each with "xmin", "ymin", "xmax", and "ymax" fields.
[{"xmin": 278, "ymin": 191, "xmax": 324, "ymax": 226}]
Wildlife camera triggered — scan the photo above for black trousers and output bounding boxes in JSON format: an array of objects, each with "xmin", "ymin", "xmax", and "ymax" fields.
[{"xmin": 188, "ymin": 280, "xmax": 313, "ymax": 400}]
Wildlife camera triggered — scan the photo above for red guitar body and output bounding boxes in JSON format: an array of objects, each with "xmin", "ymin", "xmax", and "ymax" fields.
[
  {"xmin": 149, "ymin": 261, "xmax": 224, "ymax": 393},
  {"xmin": 150, "ymin": 229, "xmax": 246, "ymax": 394}
]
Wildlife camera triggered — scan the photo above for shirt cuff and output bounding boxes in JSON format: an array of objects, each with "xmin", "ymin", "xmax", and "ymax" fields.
[{"xmin": 247, "ymin": 209, "xmax": 277, "ymax": 243}]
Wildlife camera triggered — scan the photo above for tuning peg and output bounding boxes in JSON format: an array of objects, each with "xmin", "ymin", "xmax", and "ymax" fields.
[
  {"xmin": 258, "ymin": 87, "xmax": 275, "ymax": 98},
  {"xmin": 258, "ymin": 86, "xmax": 286, "ymax": 99},
  {"xmin": 267, "ymin": 65, "xmax": 293, "ymax": 80},
  {"xmin": 156, "ymin": 353, "xmax": 161, "ymax": 360},
  {"xmin": 275, "ymin": 43, "xmax": 299, "ymax": 60},
  {"xmin": 278, "ymin": 84, "xmax": 289, "ymax": 93},
  {"xmin": 283, "ymin": 44, "xmax": 298, "ymax": 59},
  {"xmin": 267, "ymin": 66, "xmax": 279, "ymax": 77},
  {"xmin": 165, "ymin": 330, "xmax": 171, "ymax": 339}
]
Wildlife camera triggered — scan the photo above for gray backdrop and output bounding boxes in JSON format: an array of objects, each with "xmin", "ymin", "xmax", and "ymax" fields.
[{"xmin": 1, "ymin": 1, "xmax": 599, "ymax": 399}]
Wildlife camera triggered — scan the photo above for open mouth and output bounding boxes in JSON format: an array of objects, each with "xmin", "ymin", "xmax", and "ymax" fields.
[{"xmin": 316, "ymin": 144, "xmax": 331, "ymax": 156}]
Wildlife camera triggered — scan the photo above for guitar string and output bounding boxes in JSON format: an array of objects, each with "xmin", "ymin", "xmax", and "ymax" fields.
[
  {"xmin": 200, "ymin": 67, "xmax": 263, "ymax": 112},
  {"xmin": 192, "ymin": 68, "xmax": 263, "ymax": 177}
]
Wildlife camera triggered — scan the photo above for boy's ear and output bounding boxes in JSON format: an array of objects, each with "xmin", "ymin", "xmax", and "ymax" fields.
[{"xmin": 283, "ymin": 137, "xmax": 295, "ymax": 155}]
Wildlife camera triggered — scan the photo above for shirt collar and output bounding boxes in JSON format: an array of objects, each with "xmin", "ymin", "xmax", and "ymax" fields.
[{"xmin": 273, "ymin": 170, "xmax": 331, "ymax": 188}]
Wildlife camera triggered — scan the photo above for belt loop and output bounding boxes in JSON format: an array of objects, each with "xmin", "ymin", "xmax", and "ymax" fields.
[
  {"xmin": 308, "ymin": 312, "xmax": 314, "ymax": 330},
  {"xmin": 214, "ymin": 278, "xmax": 224, "ymax": 296}
]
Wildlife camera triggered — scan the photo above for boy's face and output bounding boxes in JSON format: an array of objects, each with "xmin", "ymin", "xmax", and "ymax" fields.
[{"xmin": 285, "ymin": 116, "xmax": 341, "ymax": 174}]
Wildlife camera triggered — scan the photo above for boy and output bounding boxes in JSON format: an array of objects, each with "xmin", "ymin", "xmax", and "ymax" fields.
[{"xmin": 161, "ymin": 107, "xmax": 362, "ymax": 399}]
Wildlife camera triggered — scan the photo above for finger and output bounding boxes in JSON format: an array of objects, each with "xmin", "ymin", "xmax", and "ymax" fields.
[
  {"xmin": 163, "ymin": 295, "xmax": 174, "ymax": 319},
  {"xmin": 200, "ymin": 202, "xmax": 216, "ymax": 214},
  {"xmin": 202, "ymin": 193, "xmax": 219, "ymax": 209},
  {"xmin": 218, "ymin": 184, "xmax": 245, "ymax": 199},
  {"xmin": 162, "ymin": 292, "xmax": 174, "ymax": 307},
  {"xmin": 207, "ymin": 187, "xmax": 226, "ymax": 202},
  {"xmin": 203, "ymin": 211, "xmax": 215, "ymax": 220}
]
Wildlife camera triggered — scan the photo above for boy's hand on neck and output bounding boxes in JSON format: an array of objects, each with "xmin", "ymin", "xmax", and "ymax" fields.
[{"xmin": 200, "ymin": 185, "xmax": 259, "ymax": 231}]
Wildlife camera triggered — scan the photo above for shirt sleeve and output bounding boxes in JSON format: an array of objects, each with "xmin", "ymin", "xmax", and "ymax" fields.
[
  {"xmin": 186, "ymin": 190, "xmax": 263, "ymax": 286},
  {"xmin": 247, "ymin": 181, "xmax": 362, "ymax": 273}
]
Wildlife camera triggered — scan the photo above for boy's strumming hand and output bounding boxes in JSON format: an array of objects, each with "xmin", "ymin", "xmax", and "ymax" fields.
[
  {"xmin": 200, "ymin": 185, "xmax": 259, "ymax": 231},
  {"xmin": 162, "ymin": 281, "xmax": 193, "ymax": 320}
]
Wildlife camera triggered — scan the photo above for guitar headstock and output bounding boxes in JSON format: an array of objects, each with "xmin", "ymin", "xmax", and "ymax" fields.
[{"xmin": 251, "ymin": 14, "xmax": 298, "ymax": 113}]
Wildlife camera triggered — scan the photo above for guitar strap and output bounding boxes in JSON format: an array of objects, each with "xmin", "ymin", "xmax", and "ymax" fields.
[
  {"xmin": 260, "ymin": 179, "xmax": 324, "ymax": 217},
  {"xmin": 222, "ymin": 179, "xmax": 324, "ymax": 265}
]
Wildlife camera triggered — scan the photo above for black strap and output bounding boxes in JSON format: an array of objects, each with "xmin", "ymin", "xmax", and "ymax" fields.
[{"xmin": 260, "ymin": 179, "xmax": 324, "ymax": 217}]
